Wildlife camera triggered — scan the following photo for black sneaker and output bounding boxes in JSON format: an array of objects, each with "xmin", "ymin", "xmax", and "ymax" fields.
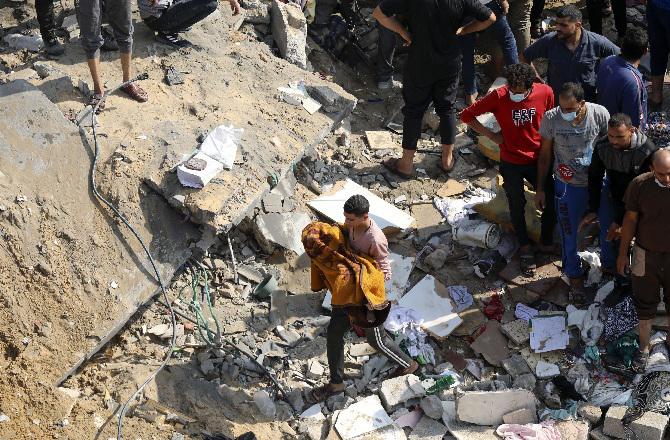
[
  {"xmin": 631, "ymin": 350, "xmax": 649, "ymax": 373},
  {"xmin": 155, "ymin": 31, "xmax": 190, "ymax": 48},
  {"xmin": 45, "ymin": 38, "xmax": 65, "ymax": 56}
]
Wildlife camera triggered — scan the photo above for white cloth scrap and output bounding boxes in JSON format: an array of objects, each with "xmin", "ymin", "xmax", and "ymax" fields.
[{"xmin": 384, "ymin": 305, "xmax": 435, "ymax": 364}]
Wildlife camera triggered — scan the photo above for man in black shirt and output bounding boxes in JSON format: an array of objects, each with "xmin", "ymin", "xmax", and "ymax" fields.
[
  {"xmin": 581, "ymin": 113, "xmax": 657, "ymax": 278},
  {"xmin": 373, "ymin": 0, "xmax": 495, "ymax": 178}
]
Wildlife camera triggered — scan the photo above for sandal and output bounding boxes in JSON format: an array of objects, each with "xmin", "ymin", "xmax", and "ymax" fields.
[
  {"xmin": 307, "ymin": 383, "xmax": 344, "ymax": 403},
  {"xmin": 389, "ymin": 360, "xmax": 419, "ymax": 379},
  {"xmin": 89, "ymin": 93, "xmax": 106, "ymax": 113},
  {"xmin": 121, "ymin": 83, "xmax": 149, "ymax": 103},
  {"xmin": 382, "ymin": 158, "xmax": 412, "ymax": 179}
]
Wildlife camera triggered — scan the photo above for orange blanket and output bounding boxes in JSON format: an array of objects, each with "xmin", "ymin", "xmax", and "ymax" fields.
[{"xmin": 301, "ymin": 221, "xmax": 386, "ymax": 309}]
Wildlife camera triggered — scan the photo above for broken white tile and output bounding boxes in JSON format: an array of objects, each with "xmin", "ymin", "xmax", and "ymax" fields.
[
  {"xmin": 385, "ymin": 253, "xmax": 414, "ymax": 302},
  {"xmin": 397, "ymin": 275, "xmax": 462, "ymax": 338},
  {"xmin": 334, "ymin": 395, "xmax": 392, "ymax": 439},
  {"xmin": 300, "ymin": 403, "xmax": 325, "ymax": 420},
  {"xmin": 349, "ymin": 343, "xmax": 377, "ymax": 357},
  {"xmin": 365, "ymin": 130, "xmax": 396, "ymax": 150},
  {"xmin": 308, "ymin": 179, "xmax": 415, "ymax": 231},
  {"xmin": 530, "ymin": 314, "xmax": 568, "ymax": 353},
  {"xmin": 535, "ymin": 361, "xmax": 560, "ymax": 378}
]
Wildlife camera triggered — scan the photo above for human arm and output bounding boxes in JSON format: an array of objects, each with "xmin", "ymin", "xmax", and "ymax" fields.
[
  {"xmin": 583, "ymin": 142, "xmax": 606, "ymax": 225},
  {"xmin": 373, "ymin": 5, "xmax": 411, "ymax": 45},
  {"xmin": 368, "ymin": 239, "xmax": 392, "ymax": 281},
  {"xmin": 620, "ymin": 82, "xmax": 643, "ymax": 129},
  {"xmin": 521, "ymin": 38, "xmax": 550, "ymax": 83},
  {"xmin": 599, "ymin": 35, "xmax": 620, "ymax": 58},
  {"xmin": 617, "ymin": 210, "xmax": 638, "ymax": 275},
  {"xmin": 456, "ymin": 12, "xmax": 496, "ymax": 36},
  {"xmin": 460, "ymin": 91, "xmax": 504, "ymax": 144},
  {"xmin": 534, "ymin": 136, "xmax": 553, "ymax": 210}
]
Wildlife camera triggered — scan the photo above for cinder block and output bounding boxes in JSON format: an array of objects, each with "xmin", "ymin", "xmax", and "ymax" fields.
[
  {"xmin": 378, "ymin": 374, "xmax": 425, "ymax": 412},
  {"xmin": 604, "ymin": 405, "xmax": 669, "ymax": 440},
  {"xmin": 271, "ymin": 0, "xmax": 307, "ymax": 69},
  {"xmin": 503, "ymin": 408, "xmax": 537, "ymax": 425}
]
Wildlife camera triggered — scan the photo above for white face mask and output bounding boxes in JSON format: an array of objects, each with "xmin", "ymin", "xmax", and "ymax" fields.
[
  {"xmin": 509, "ymin": 91, "xmax": 527, "ymax": 103},
  {"xmin": 655, "ymin": 177, "xmax": 670, "ymax": 188},
  {"xmin": 561, "ymin": 110, "xmax": 577, "ymax": 122}
]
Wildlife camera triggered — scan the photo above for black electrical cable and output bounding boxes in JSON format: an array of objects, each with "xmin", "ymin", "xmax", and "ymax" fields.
[{"xmin": 77, "ymin": 73, "xmax": 179, "ymax": 440}]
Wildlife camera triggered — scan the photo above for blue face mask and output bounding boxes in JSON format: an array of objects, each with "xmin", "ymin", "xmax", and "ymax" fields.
[
  {"xmin": 509, "ymin": 90, "xmax": 527, "ymax": 103},
  {"xmin": 561, "ymin": 110, "xmax": 577, "ymax": 122}
]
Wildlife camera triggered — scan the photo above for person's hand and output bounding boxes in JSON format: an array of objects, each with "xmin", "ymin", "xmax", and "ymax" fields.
[
  {"xmin": 229, "ymin": 0, "xmax": 241, "ymax": 15},
  {"xmin": 616, "ymin": 253, "xmax": 629, "ymax": 276},
  {"xmin": 501, "ymin": 0, "xmax": 509, "ymax": 14},
  {"xmin": 606, "ymin": 222, "xmax": 621, "ymax": 241},
  {"xmin": 578, "ymin": 212, "xmax": 598, "ymax": 232},
  {"xmin": 487, "ymin": 131, "xmax": 504, "ymax": 145},
  {"xmin": 400, "ymin": 29, "xmax": 412, "ymax": 46},
  {"xmin": 534, "ymin": 190, "xmax": 545, "ymax": 211}
]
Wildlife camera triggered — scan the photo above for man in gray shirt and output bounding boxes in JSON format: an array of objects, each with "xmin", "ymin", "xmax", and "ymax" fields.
[{"xmin": 535, "ymin": 82, "xmax": 609, "ymax": 299}]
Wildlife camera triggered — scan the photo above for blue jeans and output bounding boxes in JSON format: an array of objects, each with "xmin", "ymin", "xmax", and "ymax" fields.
[
  {"xmin": 648, "ymin": 0, "xmax": 670, "ymax": 76},
  {"xmin": 460, "ymin": 0, "xmax": 519, "ymax": 95},
  {"xmin": 555, "ymin": 180, "xmax": 589, "ymax": 278}
]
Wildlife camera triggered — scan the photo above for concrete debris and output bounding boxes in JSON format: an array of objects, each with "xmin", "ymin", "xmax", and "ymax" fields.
[
  {"xmin": 275, "ymin": 325, "xmax": 301, "ymax": 346},
  {"xmin": 305, "ymin": 84, "xmax": 357, "ymax": 115},
  {"xmin": 501, "ymin": 354, "xmax": 532, "ymax": 379},
  {"xmin": 419, "ymin": 395, "xmax": 444, "ymax": 420},
  {"xmin": 379, "ymin": 374, "xmax": 426, "ymax": 412},
  {"xmin": 577, "ymin": 403, "xmax": 602, "ymax": 425},
  {"xmin": 442, "ymin": 400, "xmax": 498, "ymax": 440},
  {"xmin": 4, "ymin": 33, "xmax": 43, "ymax": 52},
  {"xmin": 306, "ymin": 359, "xmax": 325, "ymax": 379},
  {"xmin": 456, "ymin": 389, "xmax": 537, "ymax": 426},
  {"xmin": 334, "ymin": 395, "xmax": 393, "ymax": 439},
  {"xmin": 271, "ymin": 0, "xmax": 307, "ymax": 69},
  {"xmin": 535, "ymin": 360, "xmax": 560, "ymax": 379},
  {"xmin": 556, "ymin": 420, "xmax": 590, "ymax": 440},
  {"xmin": 470, "ymin": 321, "xmax": 511, "ymax": 367},
  {"xmin": 408, "ymin": 416, "xmax": 448, "ymax": 439},
  {"xmin": 253, "ymin": 211, "xmax": 311, "ymax": 255},
  {"xmin": 252, "ymin": 390, "xmax": 276, "ymax": 419},
  {"xmin": 242, "ymin": 0, "xmax": 271, "ymax": 24},
  {"xmin": 349, "ymin": 343, "xmax": 376, "ymax": 357},
  {"xmin": 512, "ymin": 373, "xmax": 537, "ymax": 391},
  {"xmin": 501, "ymin": 319, "xmax": 530, "ymax": 345},
  {"xmin": 365, "ymin": 130, "xmax": 396, "ymax": 150},
  {"xmin": 604, "ymin": 405, "xmax": 669, "ymax": 440}
]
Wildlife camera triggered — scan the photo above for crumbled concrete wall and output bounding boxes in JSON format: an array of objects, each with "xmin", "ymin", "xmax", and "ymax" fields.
[{"xmin": 271, "ymin": 0, "xmax": 307, "ymax": 69}]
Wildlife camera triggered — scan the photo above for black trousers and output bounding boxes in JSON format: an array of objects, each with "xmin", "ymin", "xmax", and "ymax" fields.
[
  {"xmin": 36, "ymin": 0, "xmax": 57, "ymax": 41},
  {"xmin": 401, "ymin": 70, "xmax": 459, "ymax": 149},
  {"xmin": 327, "ymin": 308, "xmax": 412, "ymax": 384},
  {"xmin": 530, "ymin": 0, "xmax": 545, "ymax": 27},
  {"xmin": 587, "ymin": 0, "xmax": 627, "ymax": 38},
  {"xmin": 500, "ymin": 160, "xmax": 557, "ymax": 248},
  {"xmin": 144, "ymin": 0, "xmax": 217, "ymax": 33},
  {"xmin": 376, "ymin": 25, "xmax": 397, "ymax": 83}
]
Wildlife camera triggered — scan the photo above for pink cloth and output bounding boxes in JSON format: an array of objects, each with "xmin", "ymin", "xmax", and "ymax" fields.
[
  {"xmin": 495, "ymin": 421, "xmax": 562, "ymax": 440},
  {"xmin": 347, "ymin": 219, "xmax": 392, "ymax": 280}
]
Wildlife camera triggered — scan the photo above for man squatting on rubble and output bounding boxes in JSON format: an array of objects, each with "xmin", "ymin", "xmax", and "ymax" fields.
[
  {"xmin": 535, "ymin": 82, "xmax": 610, "ymax": 301},
  {"xmin": 138, "ymin": 0, "xmax": 240, "ymax": 47},
  {"xmin": 618, "ymin": 149, "xmax": 670, "ymax": 372},
  {"xmin": 580, "ymin": 113, "xmax": 658, "ymax": 293},
  {"xmin": 461, "ymin": 63, "xmax": 556, "ymax": 273},
  {"xmin": 302, "ymin": 195, "xmax": 418, "ymax": 402},
  {"xmin": 373, "ymin": 0, "xmax": 496, "ymax": 178}
]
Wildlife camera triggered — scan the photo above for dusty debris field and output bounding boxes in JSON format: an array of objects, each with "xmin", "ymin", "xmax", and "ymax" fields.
[{"xmin": 2, "ymin": 0, "xmax": 670, "ymax": 439}]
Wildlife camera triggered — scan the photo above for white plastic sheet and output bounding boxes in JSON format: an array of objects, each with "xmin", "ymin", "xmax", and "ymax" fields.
[{"xmin": 199, "ymin": 124, "xmax": 243, "ymax": 170}]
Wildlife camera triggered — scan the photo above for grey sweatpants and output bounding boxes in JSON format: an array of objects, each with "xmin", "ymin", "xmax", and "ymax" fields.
[
  {"xmin": 327, "ymin": 308, "xmax": 412, "ymax": 384},
  {"xmin": 76, "ymin": 0, "xmax": 133, "ymax": 58}
]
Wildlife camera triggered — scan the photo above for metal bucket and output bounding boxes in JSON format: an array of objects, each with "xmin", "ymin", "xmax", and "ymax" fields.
[{"xmin": 453, "ymin": 221, "xmax": 501, "ymax": 249}]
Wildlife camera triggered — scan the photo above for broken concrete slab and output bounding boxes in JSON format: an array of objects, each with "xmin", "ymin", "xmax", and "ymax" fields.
[
  {"xmin": 253, "ymin": 211, "xmax": 311, "ymax": 255},
  {"xmin": 385, "ymin": 252, "xmax": 414, "ymax": 302},
  {"xmin": 502, "ymin": 408, "xmax": 537, "ymax": 425},
  {"xmin": 470, "ymin": 321, "xmax": 511, "ymax": 367},
  {"xmin": 334, "ymin": 395, "xmax": 393, "ymax": 439},
  {"xmin": 501, "ymin": 354, "xmax": 531, "ymax": 379},
  {"xmin": 420, "ymin": 395, "xmax": 444, "ymax": 420},
  {"xmin": 456, "ymin": 389, "xmax": 536, "ymax": 426},
  {"xmin": 535, "ymin": 360, "xmax": 560, "ymax": 378},
  {"xmin": 590, "ymin": 427, "xmax": 613, "ymax": 440},
  {"xmin": 411, "ymin": 203, "xmax": 444, "ymax": 232},
  {"xmin": 442, "ymin": 400, "xmax": 498, "ymax": 440},
  {"xmin": 437, "ymin": 179, "xmax": 467, "ymax": 198},
  {"xmin": 452, "ymin": 308, "xmax": 487, "ymax": 337},
  {"xmin": 408, "ymin": 416, "xmax": 448, "ymax": 440},
  {"xmin": 241, "ymin": 0, "xmax": 271, "ymax": 24},
  {"xmin": 512, "ymin": 373, "xmax": 537, "ymax": 391},
  {"xmin": 0, "ymin": 80, "xmax": 199, "ymax": 385},
  {"xmin": 397, "ymin": 275, "xmax": 463, "ymax": 338},
  {"xmin": 501, "ymin": 319, "xmax": 530, "ymax": 345},
  {"xmin": 604, "ymin": 406, "xmax": 669, "ymax": 440},
  {"xmin": 349, "ymin": 343, "xmax": 377, "ymax": 357},
  {"xmin": 271, "ymin": 0, "xmax": 307, "ymax": 69},
  {"xmin": 379, "ymin": 374, "xmax": 426, "ymax": 412},
  {"xmin": 305, "ymin": 84, "xmax": 357, "ymax": 115},
  {"xmin": 365, "ymin": 130, "xmax": 396, "ymax": 150},
  {"xmin": 309, "ymin": 179, "xmax": 415, "ymax": 232}
]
